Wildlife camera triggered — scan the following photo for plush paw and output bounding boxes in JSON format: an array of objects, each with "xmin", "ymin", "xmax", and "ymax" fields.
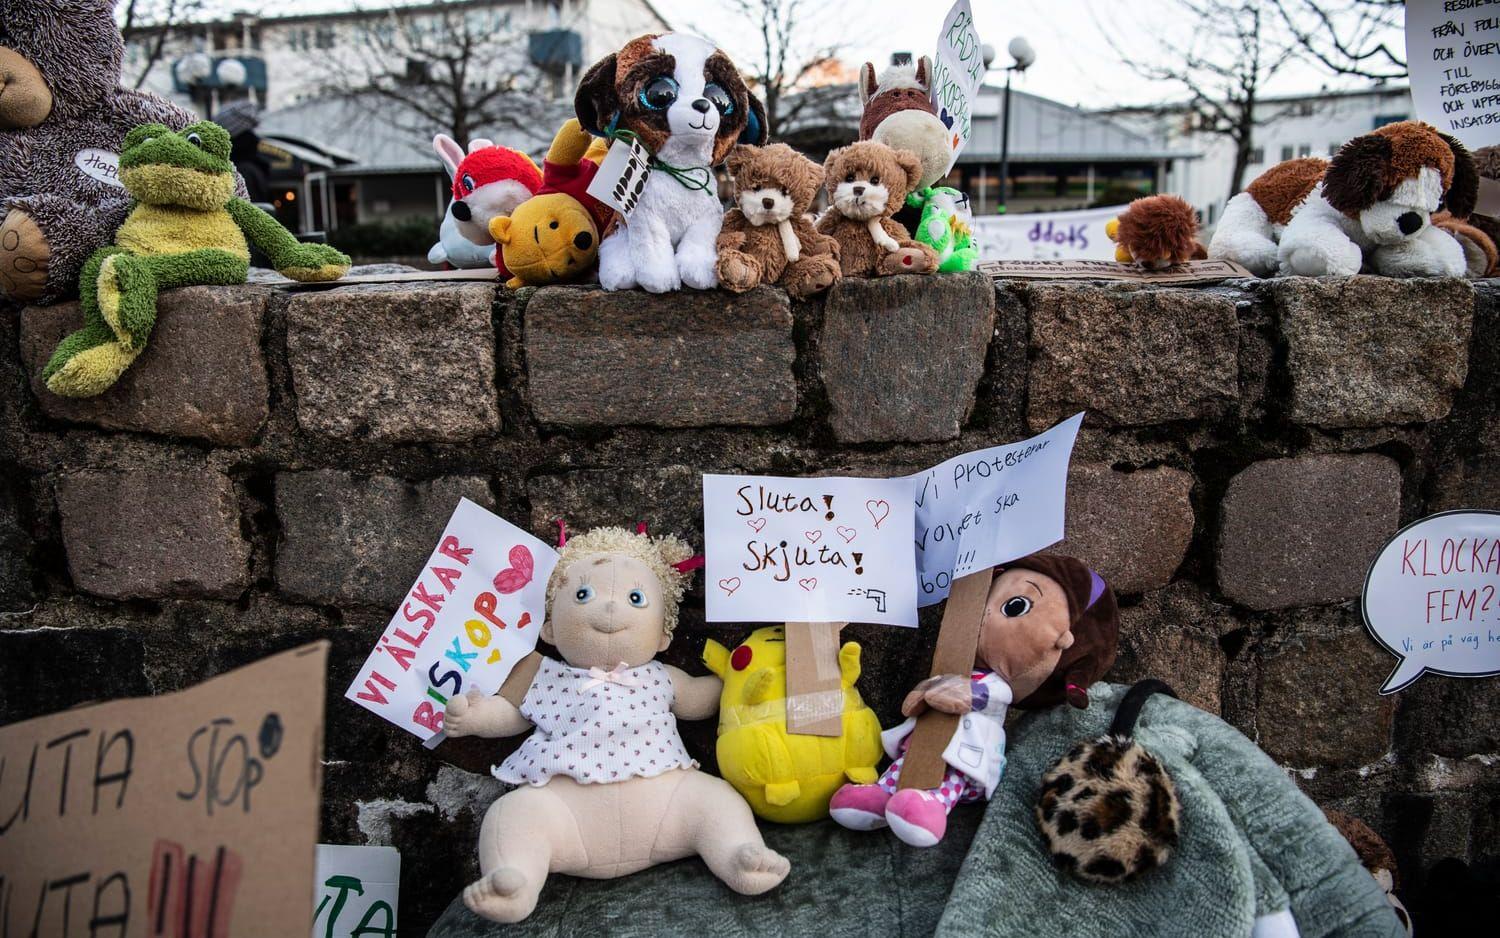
[
  {"xmin": 676, "ymin": 241, "xmax": 719, "ymax": 290},
  {"xmin": 715, "ymin": 249, "xmax": 762, "ymax": 292},
  {"xmin": 44, "ymin": 340, "xmax": 140, "ymax": 399},
  {"xmin": 0, "ymin": 210, "xmax": 50, "ymax": 302},
  {"xmin": 636, "ymin": 253, "xmax": 682, "ymax": 293},
  {"xmin": 1279, "ymin": 238, "xmax": 1361, "ymax": 277},
  {"xmin": 780, "ymin": 255, "xmax": 840, "ymax": 297},
  {"xmin": 597, "ymin": 233, "xmax": 637, "ymax": 290},
  {"xmin": 726, "ymin": 843, "xmax": 790, "ymax": 895},
  {"xmin": 278, "ymin": 244, "xmax": 350, "ymax": 282},
  {"xmin": 462, "ymin": 868, "xmax": 538, "ymax": 924},
  {"xmin": 878, "ymin": 245, "xmax": 938, "ymax": 276}
]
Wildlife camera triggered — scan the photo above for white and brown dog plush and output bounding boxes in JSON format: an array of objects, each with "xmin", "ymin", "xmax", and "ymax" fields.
[
  {"xmin": 1210, "ymin": 120, "xmax": 1491, "ymax": 278},
  {"xmin": 575, "ymin": 33, "xmax": 767, "ymax": 292}
]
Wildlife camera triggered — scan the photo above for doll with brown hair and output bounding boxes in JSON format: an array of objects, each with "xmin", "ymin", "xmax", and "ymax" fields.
[
  {"xmin": 443, "ymin": 525, "xmax": 789, "ymax": 923},
  {"xmin": 830, "ymin": 553, "xmax": 1118, "ymax": 847}
]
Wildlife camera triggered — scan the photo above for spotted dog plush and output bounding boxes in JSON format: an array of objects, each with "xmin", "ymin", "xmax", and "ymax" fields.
[{"xmin": 1037, "ymin": 680, "xmax": 1181, "ymax": 884}]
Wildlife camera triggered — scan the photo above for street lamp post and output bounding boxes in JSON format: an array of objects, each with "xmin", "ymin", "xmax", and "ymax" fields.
[{"xmin": 985, "ymin": 37, "xmax": 1036, "ymax": 215}]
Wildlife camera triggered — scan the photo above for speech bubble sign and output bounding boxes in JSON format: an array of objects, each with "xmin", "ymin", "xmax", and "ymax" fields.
[{"xmin": 1362, "ymin": 509, "xmax": 1500, "ymax": 694}]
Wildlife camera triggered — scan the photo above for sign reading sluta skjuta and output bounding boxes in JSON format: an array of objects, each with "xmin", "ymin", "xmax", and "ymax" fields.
[{"xmin": 0, "ymin": 642, "xmax": 329, "ymax": 937}]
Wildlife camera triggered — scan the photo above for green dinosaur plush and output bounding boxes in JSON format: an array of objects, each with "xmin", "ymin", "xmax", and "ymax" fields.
[
  {"xmin": 41, "ymin": 120, "xmax": 349, "ymax": 398},
  {"xmin": 908, "ymin": 186, "xmax": 979, "ymax": 272}
]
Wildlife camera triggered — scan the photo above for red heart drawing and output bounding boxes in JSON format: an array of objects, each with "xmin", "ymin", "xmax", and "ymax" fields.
[
  {"xmin": 798, "ymin": 577, "xmax": 818, "ymax": 592},
  {"xmin": 493, "ymin": 544, "xmax": 535, "ymax": 594},
  {"xmin": 837, "ymin": 525, "xmax": 857, "ymax": 543},
  {"xmin": 866, "ymin": 499, "xmax": 891, "ymax": 529},
  {"xmin": 747, "ymin": 517, "xmax": 767, "ymax": 533},
  {"xmin": 804, "ymin": 530, "xmax": 823, "ymax": 543},
  {"xmin": 718, "ymin": 577, "xmax": 742, "ymax": 596}
]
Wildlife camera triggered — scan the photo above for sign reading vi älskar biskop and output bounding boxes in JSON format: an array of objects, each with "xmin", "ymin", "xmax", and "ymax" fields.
[
  {"xmin": 346, "ymin": 498, "xmax": 559, "ymax": 745},
  {"xmin": 931, "ymin": 0, "xmax": 986, "ymax": 175},
  {"xmin": 704, "ymin": 474, "xmax": 918, "ymax": 626},
  {"xmin": 0, "ymin": 642, "xmax": 328, "ymax": 938},
  {"xmin": 1363, "ymin": 510, "xmax": 1500, "ymax": 694}
]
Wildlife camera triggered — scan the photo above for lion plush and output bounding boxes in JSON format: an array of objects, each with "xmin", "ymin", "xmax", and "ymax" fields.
[
  {"xmin": 716, "ymin": 143, "xmax": 842, "ymax": 297},
  {"xmin": 816, "ymin": 141, "xmax": 939, "ymax": 278}
]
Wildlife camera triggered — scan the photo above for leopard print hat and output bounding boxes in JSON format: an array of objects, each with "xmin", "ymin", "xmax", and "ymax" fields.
[{"xmin": 1036, "ymin": 680, "xmax": 1182, "ymax": 884}]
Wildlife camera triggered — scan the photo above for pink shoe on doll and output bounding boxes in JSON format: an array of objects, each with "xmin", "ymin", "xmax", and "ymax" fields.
[
  {"xmin": 884, "ymin": 788, "xmax": 948, "ymax": 847},
  {"xmin": 829, "ymin": 783, "xmax": 891, "ymax": 830}
]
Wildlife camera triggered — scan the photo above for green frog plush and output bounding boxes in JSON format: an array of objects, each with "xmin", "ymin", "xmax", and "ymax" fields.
[{"xmin": 41, "ymin": 120, "xmax": 349, "ymax": 398}]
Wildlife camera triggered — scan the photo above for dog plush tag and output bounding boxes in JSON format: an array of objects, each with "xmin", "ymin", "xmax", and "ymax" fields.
[{"xmin": 586, "ymin": 135, "xmax": 652, "ymax": 220}]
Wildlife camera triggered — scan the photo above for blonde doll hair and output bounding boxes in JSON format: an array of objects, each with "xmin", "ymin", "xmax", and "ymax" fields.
[{"xmin": 545, "ymin": 526, "xmax": 697, "ymax": 638}]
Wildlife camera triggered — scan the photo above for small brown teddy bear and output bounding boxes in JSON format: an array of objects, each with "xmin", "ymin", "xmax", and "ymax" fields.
[
  {"xmin": 716, "ymin": 143, "xmax": 842, "ymax": 297},
  {"xmin": 816, "ymin": 141, "xmax": 939, "ymax": 278}
]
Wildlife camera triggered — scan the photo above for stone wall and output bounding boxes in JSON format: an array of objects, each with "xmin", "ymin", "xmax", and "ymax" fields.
[{"xmin": 2, "ymin": 272, "xmax": 1496, "ymax": 931}]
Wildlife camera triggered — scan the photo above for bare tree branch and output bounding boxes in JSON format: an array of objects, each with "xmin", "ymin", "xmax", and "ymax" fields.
[
  {"xmin": 119, "ymin": 0, "xmax": 206, "ymax": 90},
  {"xmin": 1270, "ymin": 0, "xmax": 1406, "ymax": 80}
]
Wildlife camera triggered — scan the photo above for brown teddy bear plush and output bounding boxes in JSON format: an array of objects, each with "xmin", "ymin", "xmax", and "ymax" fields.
[
  {"xmin": 816, "ymin": 141, "xmax": 939, "ymax": 278},
  {"xmin": 0, "ymin": 0, "xmax": 226, "ymax": 306},
  {"xmin": 716, "ymin": 143, "xmax": 842, "ymax": 297}
]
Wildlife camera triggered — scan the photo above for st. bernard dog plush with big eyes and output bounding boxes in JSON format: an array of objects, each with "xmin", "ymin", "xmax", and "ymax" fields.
[
  {"xmin": 1210, "ymin": 120, "xmax": 1492, "ymax": 279},
  {"xmin": 575, "ymin": 33, "xmax": 767, "ymax": 293}
]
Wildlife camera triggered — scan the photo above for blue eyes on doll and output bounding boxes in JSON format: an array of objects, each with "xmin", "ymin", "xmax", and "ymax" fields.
[
  {"xmin": 575, "ymin": 585, "xmax": 595, "ymax": 603},
  {"xmin": 639, "ymin": 76, "xmax": 678, "ymax": 110},
  {"xmin": 704, "ymin": 82, "xmax": 734, "ymax": 115},
  {"xmin": 628, "ymin": 589, "xmax": 649, "ymax": 608},
  {"xmin": 1001, "ymin": 596, "xmax": 1033, "ymax": 617}
]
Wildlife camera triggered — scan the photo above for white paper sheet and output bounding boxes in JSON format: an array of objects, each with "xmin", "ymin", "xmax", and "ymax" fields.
[
  {"xmin": 1407, "ymin": 0, "xmax": 1500, "ymax": 148},
  {"xmin": 931, "ymin": 0, "xmax": 986, "ymax": 175},
  {"xmin": 312, "ymin": 845, "xmax": 400, "ymax": 938}
]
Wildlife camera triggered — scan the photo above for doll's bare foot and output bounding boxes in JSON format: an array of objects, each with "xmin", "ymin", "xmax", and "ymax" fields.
[
  {"xmin": 722, "ymin": 843, "xmax": 790, "ymax": 895},
  {"xmin": 462, "ymin": 867, "xmax": 539, "ymax": 924},
  {"xmin": 0, "ymin": 210, "xmax": 49, "ymax": 302}
]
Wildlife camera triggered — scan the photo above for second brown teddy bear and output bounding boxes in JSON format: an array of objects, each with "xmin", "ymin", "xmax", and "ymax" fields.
[
  {"xmin": 716, "ymin": 143, "xmax": 842, "ymax": 297},
  {"xmin": 816, "ymin": 141, "xmax": 939, "ymax": 278}
]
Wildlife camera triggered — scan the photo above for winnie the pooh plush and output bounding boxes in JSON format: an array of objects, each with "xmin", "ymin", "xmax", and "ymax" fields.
[
  {"xmin": 41, "ymin": 121, "xmax": 348, "ymax": 397},
  {"xmin": 442, "ymin": 526, "xmax": 789, "ymax": 923},
  {"xmin": 715, "ymin": 143, "xmax": 842, "ymax": 297},
  {"xmin": 488, "ymin": 119, "xmax": 612, "ymax": 287},
  {"xmin": 703, "ymin": 625, "xmax": 882, "ymax": 824},
  {"xmin": 816, "ymin": 141, "xmax": 939, "ymax": 278},
  {"xmin": 0, "ymin": 0, "xmax": 225, "ymax": 306}
]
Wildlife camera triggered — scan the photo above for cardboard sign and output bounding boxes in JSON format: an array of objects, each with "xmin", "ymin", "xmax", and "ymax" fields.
[
  {"xmin": 586, "ymin": 135, "xmax": 652, "ymax": 220},
  {"xmin": 703, "ymin": 474, "xmax": 918, "ymax": 627},
  {"xmin": 1407, "ymin": 0, "xmax": 1500, "ymax": 148},
  {"xmin": 931, "ymin": 0, "xmax": 986, "ymax": 175},
  {"xmin": 0, "ymin": 642, "xmax": 329, "ymax": 938},
  {"xmin": 1362, "ymin": 510, "xmax": 1500, "ymax": 694},
  {"xmin": 783, "ymin": 621, "xmax": 846, "ymax": 736},
  {"xmin": 273, "ymin": 269, "xmax": 500, "ymax": 290},
  {"xmin": 977, "ymin": 257, "xmax": 1253, "ymax": 282},
  {"xmin": 970, "ymin": 205, "xmax": 1125, "ymax": 261},
  {"xmin": 346, "ymin": 498, "xmax": 558, "ymax": 745},
  {"xmin": 312, "ymin": 845, "xmax": 399, "ymax": 938},
  {"xmin": 911, "ymin": 414, "xmax": 1083, "ymax": 606}
]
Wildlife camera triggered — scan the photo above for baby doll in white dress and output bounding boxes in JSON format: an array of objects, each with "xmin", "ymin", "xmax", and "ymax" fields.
[{"xmin": 443, "ymin": 526, "xmax": 789, "ymax": 923}]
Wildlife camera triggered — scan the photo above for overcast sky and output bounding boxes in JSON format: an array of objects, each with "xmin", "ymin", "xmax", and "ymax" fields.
[{"xmin": 224, "ymin": 0, "xmax": 1408, "ymax": 109}]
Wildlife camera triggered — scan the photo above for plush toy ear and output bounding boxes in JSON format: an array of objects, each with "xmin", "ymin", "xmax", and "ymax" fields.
[
  {"xmin": 859, "ymin": 62, "xmax": 878, "ymax": 105},
  {"xmin": 1322, "ymin": 133, "xmax": 1393, "ymax": 215},
  {"xmin": 433, "ymin": 134, "xmax": 464, "ymax": 177},
  {"xmin": 823, "ymin": 146, "xmax": 848, "ymax": 195},
  {"xmin": 916, "ymin": 55, "xmax": 933, "ymax": 92},
  {"xmin": 895, "ymin": 147, "xmax": 923, "ymax": 194},
  {"xmin": 702, "ymin": 639, "xmax": 730, "ymax": 678},
  {"xmin": 489, "ymin": 216, "xmax": 513, "ymax": 245},
  {"xmin": 724, "ymin": 145, "xmax": 752, "ymax": 179},
  {"xmin": 1440, "ymin": 131, "xmax": 1480, "ymax": 218},
  {"xmin": 467, "ymin": 138, "xmax": 495, "ymax": 153},
  {"xmin": 739, "ymin": 93, "xmax": 768, "ymax": 145},
  {"xmin": 574, "ymin": 53, "xmax": 619, "ymax": 138}
]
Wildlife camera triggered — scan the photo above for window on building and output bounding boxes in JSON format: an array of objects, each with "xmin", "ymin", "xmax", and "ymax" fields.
[
  {"xmin": 1295, "ymin": 101, "xmax": 1315, "ymax": 117},
  {"xmin": 1280, "ymin": 145, "xmax": 1294, "ymax": 162},
  {"xmin": 1329, "ymin": 142, "xmax": 1341, "ymax": 156},
  {"xmin": 1247, "ymin": 147, "xmax": 1264, "ymax": 165},
  {"xmin": 1373, "ymin": 113, "xmax": 1409, "ymax": 129},
  {"xmin": 1297, "ymin": 144, "xmax": 1311, "ymax": 158},
  {"xmin": 315, "ymin": 26, "xmax": 336, "ymax": 49}
]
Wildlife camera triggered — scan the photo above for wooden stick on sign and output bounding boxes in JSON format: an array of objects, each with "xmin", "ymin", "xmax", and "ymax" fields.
[
  {"xmin": 784, "ymin": 621, "xmax": 846, "ymax": 736},
  {"xmin": 897, "ymin": 570, "xmax": 993, "ymax": 790}
]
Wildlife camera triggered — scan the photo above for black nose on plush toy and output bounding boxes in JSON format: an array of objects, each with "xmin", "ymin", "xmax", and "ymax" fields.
[
  {"xmin": 762, "ymin": 197, "xmax": 775, "ymax": 209},
  {"xmin": 853, "ymin": 185, "xmax": 865, "ymax": 196},
  {"xmin": 1397, "ymin": 211, "xmax": 1423, "ymax": 235},
  {"xmin": 574, "ymin": 231, "xmax": 593, "ymax": 250},
  {"xmin": 691, "ymin": 98, "xmax": 711, "ymax": 113},
  {"xmin": 451, "ymin": 201, "xmax": 472, "ymax": 222}
]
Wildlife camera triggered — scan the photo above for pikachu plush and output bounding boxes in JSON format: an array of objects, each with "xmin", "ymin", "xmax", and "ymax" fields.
[{"xmin": 703, "ymin": 626, "xmax": 883, "ymax": 823}]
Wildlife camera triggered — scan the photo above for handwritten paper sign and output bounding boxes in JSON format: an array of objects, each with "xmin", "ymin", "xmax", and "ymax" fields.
[
  {"xmin": 1362, "ymin": 510, "xmax": 1500, "ymax": 694},
  {"xmin": 703, "ymin": 474, "xmax": 918, "ymax": 626},
  {"xmin": 912, "ymin": 413, "xmax": 1084, "ymax": 605},
  {"xmin": 0, "ymin": 642, "xmax": 328, "ymax": 938},
  {"xmin": 346, "ymin": 498, "xmax": 559, "ymax": 744},
  {"xmin": 931, "ymin": 0, "xmax": 986, "ymax": 174},
  {"xmin": 312, "ymin": 845, "xmax": 399, "ymax": 938},
  {"xmin": 970, "ymin": 205, "xmax": 1125, "ymax": 262},
  {"xmin": 1407, "ymin": 0, "xmax": 1500, "ymax": 148}
]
